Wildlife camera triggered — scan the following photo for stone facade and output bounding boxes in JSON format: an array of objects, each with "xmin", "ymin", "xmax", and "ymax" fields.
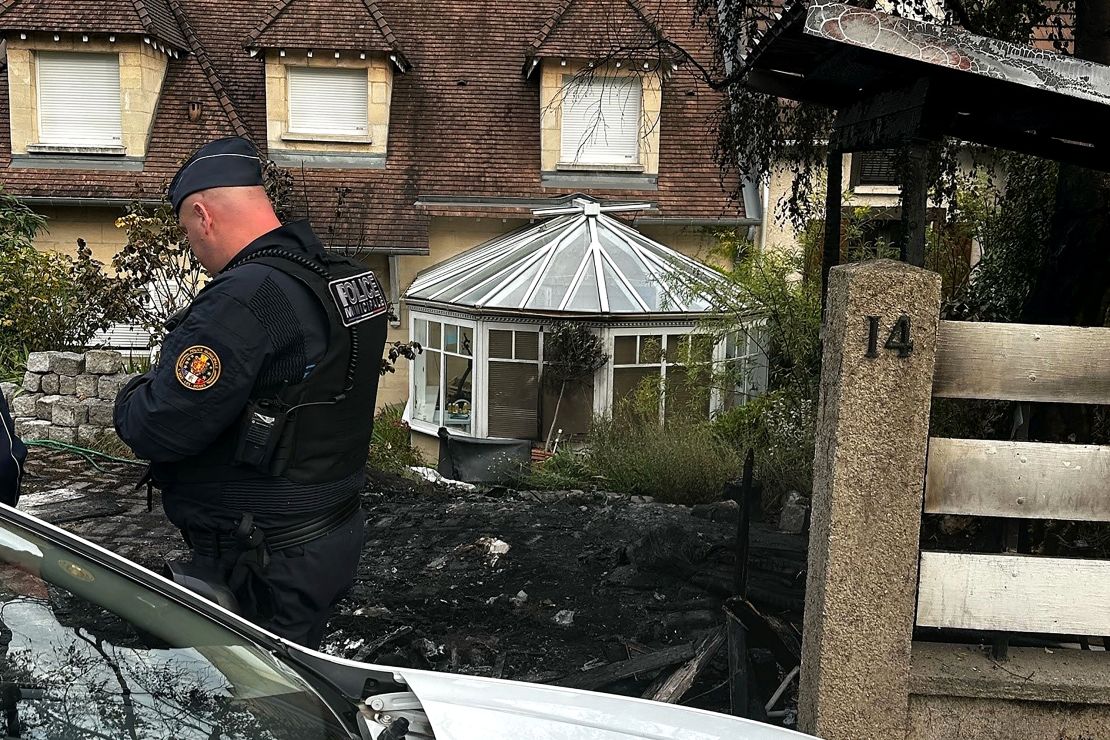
[
  {"xmin": 6, "ymin": 34, "xmax": 168, "ymax": 158},
  {"xmin": 538, "ymin": 59, "xmax": 662, "ymax": 174},
  {"xmin": 9, "ymin": 350, "xmax": 137, "ymax": 448},
  {"xmin": 264, "ymin": 50, "xmax": 393, "ymax": 156}
]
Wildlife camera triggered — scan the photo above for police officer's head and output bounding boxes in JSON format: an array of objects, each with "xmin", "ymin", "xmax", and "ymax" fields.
[{"xmin": 169, "ymin": 137, "xmax": 280, "ymax": 272}]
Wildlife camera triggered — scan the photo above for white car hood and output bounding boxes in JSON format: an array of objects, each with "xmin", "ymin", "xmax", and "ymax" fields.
[{"xmin": 397, "ymin": 667, "xmax": 810, "ymax": 740}]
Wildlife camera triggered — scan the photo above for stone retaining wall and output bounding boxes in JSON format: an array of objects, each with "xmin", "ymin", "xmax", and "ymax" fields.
[{"xmin": 2, "ymin": 350, "xmax": 139, "ymax": 446}]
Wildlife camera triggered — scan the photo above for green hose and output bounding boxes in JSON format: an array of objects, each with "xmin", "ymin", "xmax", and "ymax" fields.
[{"xmin": 24, "ymin": 439, "xmax": 146, "ymax": 474}]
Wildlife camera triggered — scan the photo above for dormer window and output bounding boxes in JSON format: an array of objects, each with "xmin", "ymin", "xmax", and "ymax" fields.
[
  {"xmin": 37, "ymin": 52, "xmax": 122, "ymax": 148},
  {"xmin": 559, "ymin": 76, "xmax": 641, "ymax": 166},
  {"xmin": 287, "ymin": 66, "xmax": 369, "ymax": 139}
]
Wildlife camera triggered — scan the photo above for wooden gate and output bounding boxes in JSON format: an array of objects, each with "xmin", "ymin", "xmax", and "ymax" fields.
[{"xmin": 799, "ymin": 260, "xmax": 1110, "ymax": 740}]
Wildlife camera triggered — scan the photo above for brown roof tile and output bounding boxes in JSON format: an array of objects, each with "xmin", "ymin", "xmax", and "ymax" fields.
[
  {"xmin": 530, "ymin": 0, "xmax": 664, "ymax": 62},
  {"xmin": 0, "ymin": 0, "xmax": 187, "ymax": 50},
  {"xmin": 245, "ymin": 0, "xmax": 405, "ymax": 64},
  {"xmin": 0, "ymin": 0, "xmax": 742, "ymax": 253}
]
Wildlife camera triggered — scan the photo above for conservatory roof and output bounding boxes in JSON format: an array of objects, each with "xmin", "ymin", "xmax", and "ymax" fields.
[{"xmin": 403, "ymin": 198, "xmax": 731, "ymax": 316}]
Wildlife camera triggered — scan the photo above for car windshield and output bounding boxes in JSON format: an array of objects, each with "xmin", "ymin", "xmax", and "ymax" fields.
[{"xmin": 0, "ymin": 513, "xmax": 351, "ymax": 739}]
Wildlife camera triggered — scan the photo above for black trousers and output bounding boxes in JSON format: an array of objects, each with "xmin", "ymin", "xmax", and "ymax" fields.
[{"xmin": 190, "ymin": 508, "xmax": 366, "ymax": 649}]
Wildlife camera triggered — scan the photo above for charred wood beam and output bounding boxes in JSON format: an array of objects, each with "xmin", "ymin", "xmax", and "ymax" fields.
[
  {"xmin": 643, "ymin": 627, "xmax": 727, "ymax": 703},
  {"xmin": 552, "ymin": 643, "xmax": 696, "ymax": 691}
]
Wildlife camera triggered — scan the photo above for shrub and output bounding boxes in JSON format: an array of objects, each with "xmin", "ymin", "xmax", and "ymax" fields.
[
  {"xmin": 585, "ymin": 413, "xmax": 741, "ymax": 504},
  {"xmin": 367, "ymin": 403, "xmax": 425, "ymax": 473},
  {"xmin": 0, "ymin": 190, "xmax": 134, "ymax": 353},
  {"xmin": 714, "ymin": 390, "xmax": 815, "ymax": 507}
]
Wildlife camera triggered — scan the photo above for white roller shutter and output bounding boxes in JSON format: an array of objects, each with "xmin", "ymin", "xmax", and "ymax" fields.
[
  {"xmin": 560, "ymin": 77, "xmax": 641, "ymax": 165},
  {"xmin": 37, "ymin": 52, "xmax": 122, "ymax": 146},
  {"xmin": 288, "ymin": 66, "xmax": 369, "ymax": 136}
]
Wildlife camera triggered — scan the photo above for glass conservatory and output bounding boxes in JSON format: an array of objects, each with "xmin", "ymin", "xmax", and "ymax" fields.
[{"xmin": 403, "ymin": 198, "xmax": 766, "ymax": 442}]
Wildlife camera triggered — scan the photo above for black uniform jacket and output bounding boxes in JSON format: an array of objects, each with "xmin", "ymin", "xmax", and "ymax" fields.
[{"xmin": 114, "ymin": 221, "xmax": 362, "ymax": 532}]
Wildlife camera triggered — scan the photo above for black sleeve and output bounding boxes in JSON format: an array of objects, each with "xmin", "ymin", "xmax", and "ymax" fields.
[
  {"xmin": 113, "ymin": 285, "xmax": 274, "ymax": 463},
  {"xmin": 0, "ymin": 393, "xmax": 27, "ymax": 507}
]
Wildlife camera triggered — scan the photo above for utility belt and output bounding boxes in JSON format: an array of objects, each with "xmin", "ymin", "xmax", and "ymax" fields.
[
  {"xmin": 165, "ymin": 495, "xmax": 361, "ymax": 619},
  {"xmin": 184, "ymin": 494, "xmax": 361, "ymax": 558}
]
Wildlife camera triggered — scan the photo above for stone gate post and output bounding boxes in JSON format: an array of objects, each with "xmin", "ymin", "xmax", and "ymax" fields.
[{"xmin": 799, "ymin": 260, "xmax": 942, "ymax": 739}]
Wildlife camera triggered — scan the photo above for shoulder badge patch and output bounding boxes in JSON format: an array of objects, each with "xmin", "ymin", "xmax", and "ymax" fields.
[
  {"xmin": 175, "ymin": 345, "xmax": 222, "ymax": 391},
  {"xmin": 328, "ymin": 270, "xmax": 389, "ymax": 327}
]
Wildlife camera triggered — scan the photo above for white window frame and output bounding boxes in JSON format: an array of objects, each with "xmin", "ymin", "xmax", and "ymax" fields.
[
  {"xmin": 483, "ymin": 322, "xmax": 546, "ymax": 440},
  {"xmin": 36, "ymin": 51, "xmax": 123, "ymax": 148},
  {"xmin": 606, "ymin": 327, "xmax": 725, "ymax": 423},
  {"xmin": 559, "ymin": 75, "xmax": 642, "ymax": 167},
  {"xmin": 409, "ymin": 314, "xmax": 480, "ymax": 437},
  {"xmin": 286, "ymin": 65, "xmax": 370, "ymax": 139}
]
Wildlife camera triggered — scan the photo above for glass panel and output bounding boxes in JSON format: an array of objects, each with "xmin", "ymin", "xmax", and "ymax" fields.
[
  {"xmin": 665, "ymin": 335, "xmax": 687, "ymax": 364},
  {"xmin": 489, "ymin": 330, "xmax": 513, "ymax": 359},
  {"xmin": 486, "ymin": 258, "xmax": 544, "ymax": 309},
  {"xmin": 542, "ymin": 378, "xmax": 593, "ymax": 441},
  {"xmin": 459, "ymin": 325, "xmax": 474, "ymax": 356},
  {"xmin": 613, "ymin": 336, "xmax": 637, "ymax": 365},
  {"xmin": 414, "ymin": 349, "xmax": 442, "ymax": 425},
  {"xmin": 443, "ymin": 354, "xmax": 473, "ymax": 433},
  {"xmin": 488, "ymin": 360, "xmax": 539, "ymax": 439},
  {"xmin": 602, "ymin": 267, "xmax": 639, "ymax": 312},
  {"xmin": 690, "ymin": 334, "xmax": 714, "ymax": 363},
  {"xmin": 639, "ymin": 335, "xmax": 662, "ymax": 364},
  {"xmin": 427, "ymin": 321, "xmax": 441, "ymax": 350},
  {"xmin": 566, "ymin": 259, "xmax": 601, "ymax": 312},
  {"xmin": 613, "ymin": 366, "xmax": 660, "ymax": 406},
  {"xmin": 515, "ymin": 331, "xmax": 539, "ymax": 361},
  {"xmin": 527, "ymin": 223, "xmax": 589, "ymax": 310},
  {"xmin": 0, "ymin": 519, "xmax": 348, "ymax": 739},
  {"xmin": 414, "ymin": 318, "xmax": 428, "ymax": 346},
  {"xmin": 599, "ymin": 230, "xmax": 660, "ymax": 310},
  {"xmin": 665, "ymin": 365, "xmax": 711, "ymax": 420},
  {"xmin": 444, "ymin": 323, "xmax": 459, "ymax": 353}
]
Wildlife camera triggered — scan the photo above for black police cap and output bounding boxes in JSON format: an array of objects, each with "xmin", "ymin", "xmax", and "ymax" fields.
[{"xmin": 169, "ymin": 136, "xmax": 264, "ymax": 214}]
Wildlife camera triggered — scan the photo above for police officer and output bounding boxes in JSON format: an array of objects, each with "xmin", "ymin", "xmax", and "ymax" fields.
[{"xmin": 114, "ymin": 137, "xmax": 388, "ymax": 649}]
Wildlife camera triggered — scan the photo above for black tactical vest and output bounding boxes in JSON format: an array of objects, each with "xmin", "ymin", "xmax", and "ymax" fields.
[{"xmin": 161, "ymin": 248, "xmax": 388, "ymax": 490}]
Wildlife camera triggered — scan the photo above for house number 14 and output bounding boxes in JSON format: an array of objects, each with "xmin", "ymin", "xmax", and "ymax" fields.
[{"xmin": 865, "ymin": 315, "xmax": 913, "ymax": 358}]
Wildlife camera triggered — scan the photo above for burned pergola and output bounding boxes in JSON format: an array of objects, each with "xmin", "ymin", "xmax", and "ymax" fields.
[{"xmin": 741, "ymin": 2, "xmax": 1110, "ymax": 290}]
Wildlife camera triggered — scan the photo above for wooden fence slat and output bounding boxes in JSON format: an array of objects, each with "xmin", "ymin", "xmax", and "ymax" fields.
[
  {"xmin": 925, "ymin": 438, "xmax": 1110, "ymax": 521},
  {"xmin": 916, "ymin": 552, "xmax": 1110, "ymax": 635},
  {"xmin": 933, "ymin": 321, "xmax": 1110, "ymax": 404}
]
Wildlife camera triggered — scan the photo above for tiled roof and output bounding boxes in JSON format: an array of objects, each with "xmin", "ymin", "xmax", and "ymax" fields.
[
  {"xmin": 0, "ymin": 0, "xmax": 188, "ymax": 51},
  {"xmin": 245, "ymin": 0, "xmax": 406, "ymax": 64},
  {"xmin": 0, "ymin": 0, "xmax": 743, "ymax": 253}
]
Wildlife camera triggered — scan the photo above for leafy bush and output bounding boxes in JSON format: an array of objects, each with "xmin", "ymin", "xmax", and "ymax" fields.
[
  {"xmin": 585, "ymin": 414, "xmax": 741, "ymax": 504},
  {"xmin": 367, "ymin": 403, "xmax": 424, "ymax": 473},
  {"xmin": 112, "ymin": 203, "xmax": 203, "ymax": 344},
  {"xmin": 522, "ymin": 447, "xmax": 595, "ymax": 490},
  {"xmin": 0, "ymin": 190, "xmax": 134, "ymax": 355}
]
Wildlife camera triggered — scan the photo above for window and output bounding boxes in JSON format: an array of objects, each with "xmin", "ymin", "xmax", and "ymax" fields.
[
  {"xmin": 487, "ymin": 328, "xmax": 541, "ymax": 439},
  {"xmin": 0, "ymin": 518, "xmax": 348, "ymax": 739},
  {"xmin": 851, "ymin": 150, "xmax": 899, "ymax": 187},
  {"xmin": 287, "ymin": 66, "xmax": 368, "ymax": 137},
  {"xmin": 37, "ymin": 52, "xmax": 122, "ymax": 147},
  {"xmin": 413, "ymin": 319, "xmax": 473, "ymax": 433},
  {"xmin": 612, "ymin": 333, "xmax": 716, "ymax": 421},
  {"xmin": 560, "ymin": 76, "xmax": 641, "ymax": 166}
]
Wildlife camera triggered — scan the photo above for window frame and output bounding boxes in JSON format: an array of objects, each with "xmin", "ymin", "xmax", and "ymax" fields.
[
  {"xmin": 35, "ymin": 51, "xmax": 123, "ymax": 149},
  {"xmin": 485, "ymin": 323, "xmax": 545, "ymax": 440},
  {"xmin": 409, "ymin": 314, "xmax": 480, "ymax": 437},
  {"xmin": 558, "ymin": 74, "xmax": 643, "ymax": 168},
  {"xmin": 285, "ymin": 65, "xmax": 371, "ymax": 141}
]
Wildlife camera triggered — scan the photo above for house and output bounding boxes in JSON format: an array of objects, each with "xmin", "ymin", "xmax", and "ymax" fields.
[{"xmin": 0, "ymin": 0, "xmax": 759, "ymax": 449}]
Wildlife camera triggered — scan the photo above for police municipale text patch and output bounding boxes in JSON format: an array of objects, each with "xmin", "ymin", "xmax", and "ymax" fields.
[
  {"xmin": 175, "ymin": 345, "xmax": 222, "ymax": 391},
  {"xmin": 328, "ymin": 270, "xmax": 388, "ymax": 327}
]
